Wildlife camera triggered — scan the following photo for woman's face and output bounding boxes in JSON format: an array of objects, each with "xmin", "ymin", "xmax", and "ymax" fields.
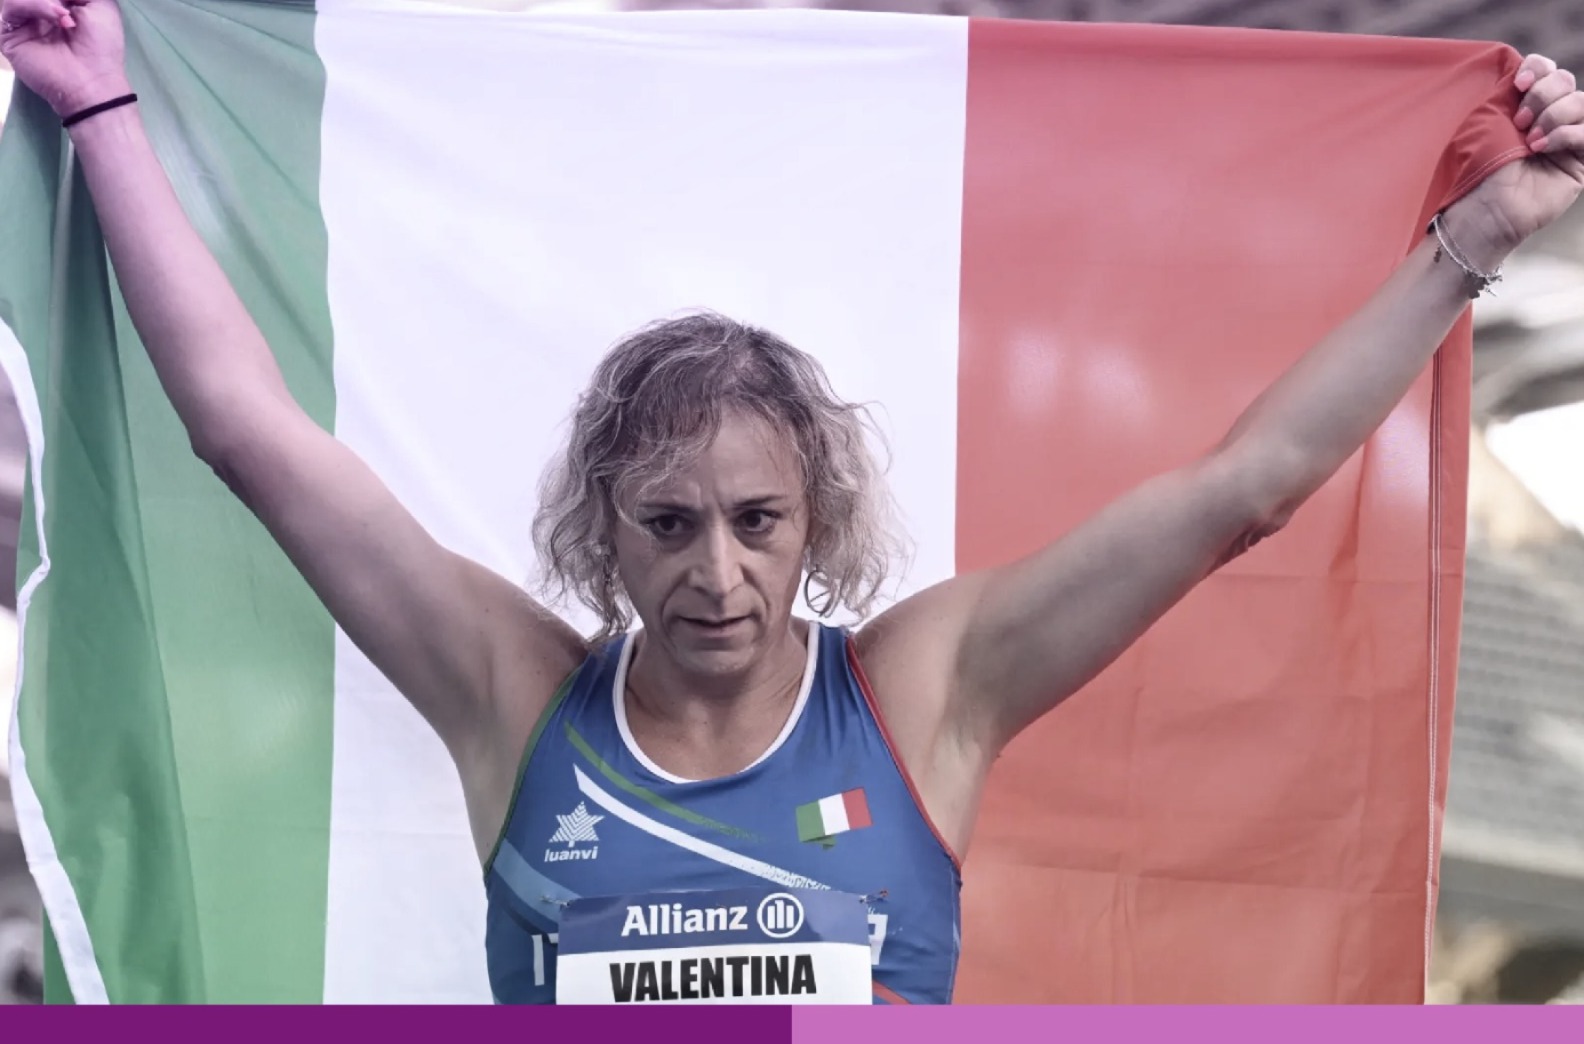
[{"xmin": 612, "ymin": 409, "xmax": 809, "ymax": 681}]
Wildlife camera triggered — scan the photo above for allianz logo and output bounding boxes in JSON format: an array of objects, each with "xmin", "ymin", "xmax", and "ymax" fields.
[{"xmin": 621, "ymin": 893, "xmax": 806, "ymax": 939}]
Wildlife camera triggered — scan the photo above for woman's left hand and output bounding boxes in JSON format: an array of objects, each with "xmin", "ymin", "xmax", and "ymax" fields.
[{"xmin": 1456, "ymin": 54, "xmax": 1584, "ymax": 265}]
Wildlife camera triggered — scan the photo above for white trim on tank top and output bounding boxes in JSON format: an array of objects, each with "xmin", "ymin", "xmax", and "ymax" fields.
[{"xmin": 611, "ymin": 620, "xmax": 822, "ymax": 785}]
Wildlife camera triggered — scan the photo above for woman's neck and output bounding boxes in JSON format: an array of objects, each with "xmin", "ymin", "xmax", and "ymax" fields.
[{"xmin": 622, "ymin": 620, "xmax": 810, "ymax": 778}]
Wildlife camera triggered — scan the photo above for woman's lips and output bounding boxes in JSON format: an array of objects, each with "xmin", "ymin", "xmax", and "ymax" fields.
[{"xmin": 680, "ymin": 615, "xmax": 749, "ymax": 634}]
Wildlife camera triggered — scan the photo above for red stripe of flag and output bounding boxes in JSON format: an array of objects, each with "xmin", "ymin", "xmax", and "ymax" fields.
[
  {"xmin": 955, "ymin": 16, "xmax": 1522, "ymax": 1004},
  {"xmin": 842, "ymin": 788, "xmax": 872, "ymax": 831}
]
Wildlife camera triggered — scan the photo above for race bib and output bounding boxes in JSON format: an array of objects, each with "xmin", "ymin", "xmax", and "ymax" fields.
[{"xmin": 555, "ymin": 887, "xmax": 873, "ymax": 1004}]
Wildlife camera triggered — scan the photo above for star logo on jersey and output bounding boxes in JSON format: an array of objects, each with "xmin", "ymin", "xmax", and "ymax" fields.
[{"xmin": 545, "ymin": 801, "xmax": 603, "ymax": 863}]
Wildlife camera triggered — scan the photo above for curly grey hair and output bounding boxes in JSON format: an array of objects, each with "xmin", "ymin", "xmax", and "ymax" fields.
[{"xmin": 532, "ymin": 311, "xmax": 907, "ymax": 640}]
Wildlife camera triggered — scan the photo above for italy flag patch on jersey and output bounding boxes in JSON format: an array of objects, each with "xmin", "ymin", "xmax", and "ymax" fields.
[{"xmin": 797, "ymin": 789, "xmax": 873, "ymax": 843}]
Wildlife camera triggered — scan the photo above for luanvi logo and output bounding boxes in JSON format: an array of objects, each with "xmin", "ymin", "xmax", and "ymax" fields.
[{"xmin": 545, "ymin": 801, "xmax": 602, "ymax": 863}]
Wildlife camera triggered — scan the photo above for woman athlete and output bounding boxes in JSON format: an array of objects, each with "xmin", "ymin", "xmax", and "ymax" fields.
[{"xmin": 4, "ymin": 0, "xmax": 1583, "ymax": 1003}]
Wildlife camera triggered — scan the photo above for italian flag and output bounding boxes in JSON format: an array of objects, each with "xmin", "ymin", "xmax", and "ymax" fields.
[
  {"xmin": 797, "ymin": 789, "xmax": 873, "ymax": 843},
  {"xmin": 0, "ymin": 0, "xmax": 1527, "ymax": 1005}
]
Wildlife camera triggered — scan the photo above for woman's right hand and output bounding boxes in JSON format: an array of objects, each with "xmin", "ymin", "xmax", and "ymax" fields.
[{"xmin": 0, "ymin": 0, "xmax": 128, "ymax": 119}]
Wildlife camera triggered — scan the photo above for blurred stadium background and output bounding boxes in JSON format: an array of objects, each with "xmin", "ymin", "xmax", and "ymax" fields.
[{"xmin": 2, "ymin": 0, "xmax": 1582, "ymax": 1006}]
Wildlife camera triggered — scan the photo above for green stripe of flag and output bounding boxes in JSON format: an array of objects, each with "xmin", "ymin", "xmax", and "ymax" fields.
[
  {"xmin": 5, "ymin": 0, "xmax": 337, "ymax": 1002},
  {"xmin": 795, "ymin": 802, "xmax": 827, "ymax": 844}
]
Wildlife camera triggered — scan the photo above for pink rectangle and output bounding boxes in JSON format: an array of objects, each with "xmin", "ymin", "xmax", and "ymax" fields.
[{"xmin": 795, "ymin": 1007, "xmax": 1584, "ymax": 1043}]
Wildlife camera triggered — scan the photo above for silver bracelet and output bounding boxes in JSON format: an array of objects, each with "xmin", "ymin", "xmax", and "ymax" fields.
[{"xmin": 1427, "ymin": 211, "xmax": 1502, "ymax": 300}]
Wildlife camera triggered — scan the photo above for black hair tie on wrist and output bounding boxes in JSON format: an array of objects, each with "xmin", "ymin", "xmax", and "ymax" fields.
[{"xmin": 62, "ymin": 93, "xmax": 139, "ymax": 129}]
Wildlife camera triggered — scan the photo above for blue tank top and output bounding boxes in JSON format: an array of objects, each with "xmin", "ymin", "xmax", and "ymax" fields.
[{"xmin": 482, "ymin": 621, "xmax": 962, "ymax": 1004}]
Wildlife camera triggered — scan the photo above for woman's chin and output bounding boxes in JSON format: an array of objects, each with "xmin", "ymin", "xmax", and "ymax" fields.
[{"xmin": 665, "ymin": 621, "xmax": 763, "ymax": 676}]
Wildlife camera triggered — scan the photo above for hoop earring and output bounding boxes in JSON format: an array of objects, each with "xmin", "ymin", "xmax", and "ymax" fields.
[{"xmin": 802, "ymin": 570, "xmax": 834, "ymax": 617}]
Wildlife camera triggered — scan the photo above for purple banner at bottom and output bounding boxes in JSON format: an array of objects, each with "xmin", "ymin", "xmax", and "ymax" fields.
[
  {"xmin": 10, "ymin": 1002, "xmax": 1584, "ymax": 1040},
  {"xmin": 794, "ymin": 1006, "xmax": 1582, "ymax": 1042}
]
